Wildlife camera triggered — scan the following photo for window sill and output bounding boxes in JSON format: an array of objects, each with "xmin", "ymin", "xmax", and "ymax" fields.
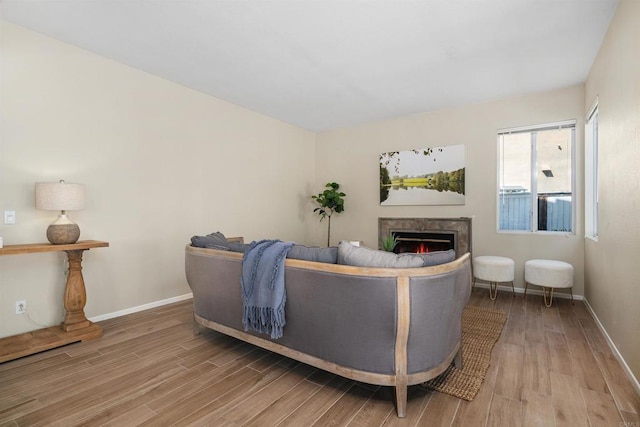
[{"xmin": 497, "ymin": 230, "xmax": 575, "ymax": 237}]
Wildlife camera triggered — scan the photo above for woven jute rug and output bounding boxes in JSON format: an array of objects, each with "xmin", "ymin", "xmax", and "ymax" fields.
[{"xmin": 422, "ymin": 305, "xmax": 507, "ymax": 401}]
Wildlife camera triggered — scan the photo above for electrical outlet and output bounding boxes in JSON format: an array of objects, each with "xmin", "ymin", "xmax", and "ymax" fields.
[{"xmin": 16, "ymin": 300, "xmax": 27, "ymax": 314}]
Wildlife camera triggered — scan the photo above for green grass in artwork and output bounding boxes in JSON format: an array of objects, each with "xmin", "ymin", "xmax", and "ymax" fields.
[{"xmin": 391, "ymin": 177, "xmax": 430, "ymax": 186}]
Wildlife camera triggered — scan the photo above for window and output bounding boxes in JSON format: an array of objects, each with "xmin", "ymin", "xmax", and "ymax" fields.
[
  {"xmin": 498, "ymin": 121, "xmax": 575, "ymax": 233},
  {"xmin": 585, "ymin": 103, "xmax": 599, "ymax": 239}
]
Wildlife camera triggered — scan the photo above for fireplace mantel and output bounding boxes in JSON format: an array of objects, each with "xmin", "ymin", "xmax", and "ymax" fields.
[{"xmin": 378, "ymin": 217, "xmax": 472, "ymax": 259}]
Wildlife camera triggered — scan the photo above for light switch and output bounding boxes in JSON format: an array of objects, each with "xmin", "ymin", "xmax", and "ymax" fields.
[{"xmin": 4, "ymin": 210, "xmax": 16, "ymax": 224}]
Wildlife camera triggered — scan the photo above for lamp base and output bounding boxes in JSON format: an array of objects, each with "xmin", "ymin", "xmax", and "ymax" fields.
[{"xmin": 47, "ymin": 214, "xmax": 80, "ymax": 245}]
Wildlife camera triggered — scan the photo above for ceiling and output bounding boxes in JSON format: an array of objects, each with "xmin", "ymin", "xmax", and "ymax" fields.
[{"xmin": 1, "ymin": 0, "xmax": 618, "ymax": 132}]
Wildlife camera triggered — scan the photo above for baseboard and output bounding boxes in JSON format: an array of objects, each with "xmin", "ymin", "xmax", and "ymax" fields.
[
  {"xmin": 88, "ymin": 293, "xmax": 193, "ymax": 323},
  {"xmin": 583, "ymin": 297, "xmax": 640, "ymax": 397},
  {"xmin": 473, "ymin": 283, "xmax": 584, "ymax": 300}
]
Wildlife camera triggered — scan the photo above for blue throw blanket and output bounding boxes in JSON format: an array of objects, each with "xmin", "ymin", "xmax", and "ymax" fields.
[{"xmin": 241, "ymin": 239, "xmax": 294, "ymax": 339}]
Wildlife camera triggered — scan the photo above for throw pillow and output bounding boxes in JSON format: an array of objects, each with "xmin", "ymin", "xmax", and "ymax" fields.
[
  {"xmin": 191, "ymin": 232, "xmax": 248, "ymax": 253},
  {"xmin": 337, "ymin": 241, "xmax": 424, "ymax": 268},
  {"xmin": 287, "ymin": 245, "xmax": 338, "ymax": 263},
  {"xmin": 418, "ymin": 249, "xmax": 456, "ymax": 266},
  {"xmin": 191, "ymin": 232, "xmax": 229, "ymax": 250}
]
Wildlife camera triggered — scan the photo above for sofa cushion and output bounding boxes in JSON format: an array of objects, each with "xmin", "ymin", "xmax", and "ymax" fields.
[
  {"xmin": 418, "ymin": 249, "xmax": 456, "ymax": 266},
  {"xmin": 287, "ymin": 245, "xmax": 338, "ymax": 264},
  {"xmin": 337, "ymin": 241, "xmax": 424, "ymax": 268}
]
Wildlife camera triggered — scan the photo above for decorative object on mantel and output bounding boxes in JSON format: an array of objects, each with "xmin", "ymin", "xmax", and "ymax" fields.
[
  {"xmin": 311, "ymin": 182, "xmax": 346, "ymax": 246},
  {"xmin": 379, "ymin": 144, "xmax": 465, "ymax": 206},
  {"xmin": 35, "ymin": 180, "xmax": 85, "ymax": 245}
]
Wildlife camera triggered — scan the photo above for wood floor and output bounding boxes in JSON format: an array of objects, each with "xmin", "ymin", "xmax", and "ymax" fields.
[{"xmin": 1, "ymin": 289, "xmax": 639, "ymax": 426}]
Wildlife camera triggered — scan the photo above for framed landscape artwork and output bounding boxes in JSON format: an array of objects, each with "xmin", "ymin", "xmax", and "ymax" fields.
[{"xmin": 380, "ymin": 144, "xmax": 465, "ymax": 206}]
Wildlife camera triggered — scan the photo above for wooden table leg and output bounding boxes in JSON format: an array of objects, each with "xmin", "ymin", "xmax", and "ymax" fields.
[{"xmin": 62, "ymin": 249, "xmax": 98, "ymax": 333}]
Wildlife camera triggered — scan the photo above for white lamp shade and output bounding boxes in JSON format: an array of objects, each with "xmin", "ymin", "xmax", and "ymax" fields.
[{"xmin": 36, "ymin": 181, "xmax": 86, "ymax": 211}]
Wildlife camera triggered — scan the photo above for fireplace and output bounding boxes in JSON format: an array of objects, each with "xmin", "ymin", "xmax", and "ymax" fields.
[
  {"xmin": 378, "ymin": 217, "xmax": 472, "ymax": 259},
  {"xmin": 393, "ymin": 231, "xmax": 455, "ymax": 254}
]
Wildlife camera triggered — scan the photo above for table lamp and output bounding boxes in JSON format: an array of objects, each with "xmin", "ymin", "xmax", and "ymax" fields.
[{"xmin": 35, "ymin": 180, "xmax": 86, "ymax": 245}]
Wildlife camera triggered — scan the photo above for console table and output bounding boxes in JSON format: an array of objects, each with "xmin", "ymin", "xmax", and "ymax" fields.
[{"xmin": 0, "ymin": 240, "xmax": 109, "ymax": 363}]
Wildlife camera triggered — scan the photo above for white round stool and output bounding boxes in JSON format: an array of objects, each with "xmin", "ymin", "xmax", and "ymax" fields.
[
  {"xmin": 473, "ymin": 256, "xmax": 515, "ymax": 300},
  {"xmin": 524, "ymin": 259, "xmax": 574, "ymax": 307}
]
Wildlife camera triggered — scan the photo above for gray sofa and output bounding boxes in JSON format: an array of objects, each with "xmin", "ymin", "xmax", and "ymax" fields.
[{"xmin": 185, "ymin": 244, "xmax": 471, "ymax": 417}]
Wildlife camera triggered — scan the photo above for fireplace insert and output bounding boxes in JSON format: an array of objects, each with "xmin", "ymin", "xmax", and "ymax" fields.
[{"xmin": 393, "ymin": 231, "xmax": 455, "ymax": 254}]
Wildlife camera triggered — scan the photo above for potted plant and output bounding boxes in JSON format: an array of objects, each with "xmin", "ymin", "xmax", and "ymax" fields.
[
  {"xmin": 311, "ymin": 182, "xmax": 346, "ymax": 246},
  {"xmin": 381, "ymin": 233, "xmax": 399, "ymax": 252}
]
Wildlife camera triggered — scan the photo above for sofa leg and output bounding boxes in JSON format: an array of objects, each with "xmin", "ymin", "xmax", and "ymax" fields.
[
  {"xmin": 454, "ymin": 347, "xmax": 464, "ymax": 370},
  {"xmin": 395, "ymin": 384, "xmax": 407, "ymax": 418},
  {"xmin": 193, "ymin": 316, "xmax": 204, "ymax": 336}
]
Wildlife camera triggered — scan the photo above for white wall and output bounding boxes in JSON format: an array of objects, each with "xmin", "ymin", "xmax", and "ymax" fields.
[
  {"xmin": 584, "ymin": 0, "xmax": 640, "ymax": 381},
  {"xmin": 0, "ymin": 22, "xmax": 316, "ymax": 337},
  {"xmin": 314, "ymin": 85, "xmax": 585, "ymax": 294}
]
